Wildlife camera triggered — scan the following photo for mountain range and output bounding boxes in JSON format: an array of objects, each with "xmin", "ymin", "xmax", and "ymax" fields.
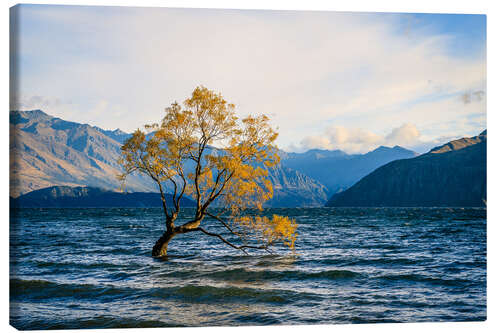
[
  {"xmin": 11, "ymin": 109, "xmax": 427, "ymax": 207},
  {"xmin": 281, "ymin": 145, "xmax": 418, "ymax": 194},
  {"xmin": 326, "ymin": 131, "xmax": 487, "ymax": 207}
]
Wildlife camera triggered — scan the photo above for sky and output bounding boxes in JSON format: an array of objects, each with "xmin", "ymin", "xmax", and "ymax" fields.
[{"xmin": 10, "ymin": 4, "xmax": 486, "ymax": 154}]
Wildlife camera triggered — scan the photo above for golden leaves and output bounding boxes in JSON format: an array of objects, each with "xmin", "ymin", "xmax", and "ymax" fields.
[{"xmin": 234, "ymin": 214, "xmax": 298, "ymax": 250}]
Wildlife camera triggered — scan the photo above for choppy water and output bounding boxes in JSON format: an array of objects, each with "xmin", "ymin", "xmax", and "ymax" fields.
[{"xmin": 10, "ymin": 207, "xmax": 486, "ymax": 329}]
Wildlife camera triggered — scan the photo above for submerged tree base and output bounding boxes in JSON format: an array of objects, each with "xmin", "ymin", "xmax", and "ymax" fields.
[{"xmin": 152, "ymin": 231, "xmax": 175, "ymax": 257}]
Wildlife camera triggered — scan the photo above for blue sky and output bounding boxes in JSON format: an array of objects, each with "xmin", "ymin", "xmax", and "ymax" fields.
[
  {"xmin": 394, "ymin": 13, "xmax": 486, "ymax": 58},
  {"xmin": 10, "ymin": 5, "xmax": 486, "ymax": 153}
]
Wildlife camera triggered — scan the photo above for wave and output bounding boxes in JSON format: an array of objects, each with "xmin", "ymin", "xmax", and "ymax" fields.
[
  {"xmin": 149, "ymin": 284, "xmax": 305, "ymax": 304},
  {"xmin": 376, "ymin": 273, "xmax": 475, "ymax": 287},
  {"xmin": 350, "ymin": 257, "xmax": 429, "ymax": 266},
  {"xmin": 157, "ymin": 267, "xmax": 362, "ymax": 283},
  {"xmin": 10, "ymin": 278, "xmax": 320, "ymax": 305},
  {"xmin": 11, "ymin": 315, "xmax": 177, "ymax": 330},
  {"xmin": 10, "ymin": 279, "xmax": 132, "ymax": 301}
]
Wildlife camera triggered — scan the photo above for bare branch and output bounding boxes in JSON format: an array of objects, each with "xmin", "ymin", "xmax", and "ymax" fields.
[
  {"xmin": 175, "ymin": 168, "xmax": 188, "ymax": 212},
  {"xmin": 206, "ymin": 211, "xmax": 241, "ymax": 237},
  {"xmin": 195, "ymin": 227, "xmax": 273, "ymax": 255},
  {"xmin": 168, "ymin": 177, "xmax": 178, "ymax": 211},
  {"xmin": 202, "ymin": 168, "xmax": 226, "ymax": 206},
  {"xmin": 200, "ymin": 170, "xmax": 234, "ymax": 213}
]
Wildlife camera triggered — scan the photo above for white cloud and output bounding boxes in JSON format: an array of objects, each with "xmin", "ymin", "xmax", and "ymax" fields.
[
  {"xmin": 385, "ymin": 123, "xmax": 420, "ymax": 146},
  {"xmin": 10, "ymin": 94, "xmax": 64, "ymax": 111},
  {"xmin": 298, "ymin": 126, "xmax": 384, "ymax": 153}
]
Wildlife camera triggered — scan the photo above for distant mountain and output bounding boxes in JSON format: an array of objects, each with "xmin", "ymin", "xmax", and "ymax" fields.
[
  {"xmin": 10, "ymin": 186, "xmax": 196, "ymax": 208},
  {"xmin": 10, "ymin": 110, "xmax": 330, "ymax": 207},
  {"xmin": 281, "ymin": 145, "xmax": 418, "ymax": 194},
  {"xmin": 326, "ymin": 131, "xmax": 487, "ymax": 207}
]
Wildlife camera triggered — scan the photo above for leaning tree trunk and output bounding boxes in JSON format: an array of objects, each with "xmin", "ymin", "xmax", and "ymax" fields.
[{"xmin": 152, "ymin": 231, "xmax": 176, "ymax": 257}]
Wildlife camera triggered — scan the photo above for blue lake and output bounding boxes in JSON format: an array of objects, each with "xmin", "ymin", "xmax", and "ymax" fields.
[{"xmin": 10, "ymin": 207, "xmax": 486, "ymax": 329}]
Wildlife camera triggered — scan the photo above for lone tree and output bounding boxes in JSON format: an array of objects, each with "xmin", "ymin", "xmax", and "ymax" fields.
[{"xmin": 118, "ymin": 86, "xmax": 297, "ymax": 257}]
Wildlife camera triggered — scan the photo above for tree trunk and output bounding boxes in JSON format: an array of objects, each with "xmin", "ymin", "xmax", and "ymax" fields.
[{"xmin": 152, "ymin": 231, "xmax": 176, "ymax": 257}]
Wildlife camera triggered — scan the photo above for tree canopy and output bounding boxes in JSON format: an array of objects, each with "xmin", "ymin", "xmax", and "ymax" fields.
[{"xmin": 118, "ymin": 86, "xmax": 297, "ymax": 257}]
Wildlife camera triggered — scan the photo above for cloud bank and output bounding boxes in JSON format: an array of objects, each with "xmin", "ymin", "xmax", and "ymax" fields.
[
  {"xmin": 11, "ymin": 6, "xmax": 486, "ymax": 151},
  {"xmin": 297, "ymin": 123, "xmax": 422, "ymax": 153}
]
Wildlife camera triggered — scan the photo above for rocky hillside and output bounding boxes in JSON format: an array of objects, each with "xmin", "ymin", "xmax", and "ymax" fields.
[
  {"xmin": 266, "ymin": 164, "xmax": 328, "ymax": 207},
  {"xmin": 10, "ymin": 186, "xmax": 196, "ymax": 208},
  {"xmin": 10, "ymin": 110, "xmax": 156, "ymax": 197},
  {"xmin": 326, "ymin": 131, "xmax": 487, "ymax": 207}
]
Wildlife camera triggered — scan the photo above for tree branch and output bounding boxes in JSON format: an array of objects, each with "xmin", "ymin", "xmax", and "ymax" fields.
[
  {"xmin": 175, "ymin": 167, "xmax": 188, "ymax": 212},
  {"xmin": 202, "ymin": 168, "xmax": 226, "ymax": 207},
  {"xmin": 193, "ymin": 141, "xmax": 207, "ymax": 213},
  {"xmin": 168, "ymin": 176, "xmax": 179, "ymax": 212},
  {"xmin": 200, "ymin": 170, "xmax": 234, "ymax": 213},
  {"xmin": 140, "ymin": 156, "xmax": 172, "ymax": 223},
  {"xmin": 194, "ymin": 227, "xmax": 273, "ymax": 255},
  {"xmin": 206, "ymin": 211, "xmax": 241, "ymax": 237}
]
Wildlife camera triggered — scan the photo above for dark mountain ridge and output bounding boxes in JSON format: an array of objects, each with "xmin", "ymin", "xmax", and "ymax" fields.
[
  {"xmin": 10, "ymin": 186, "xmax": 196, "ymax": 208},
  {"xmin": 326, "ymin": 131, "xmax": 487, "ymax": 207}
]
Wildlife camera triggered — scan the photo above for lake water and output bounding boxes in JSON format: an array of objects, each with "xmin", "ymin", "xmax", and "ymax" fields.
[{"xmin": 10, "ymin": 207, "xmax": 486, "ymax": 329}]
